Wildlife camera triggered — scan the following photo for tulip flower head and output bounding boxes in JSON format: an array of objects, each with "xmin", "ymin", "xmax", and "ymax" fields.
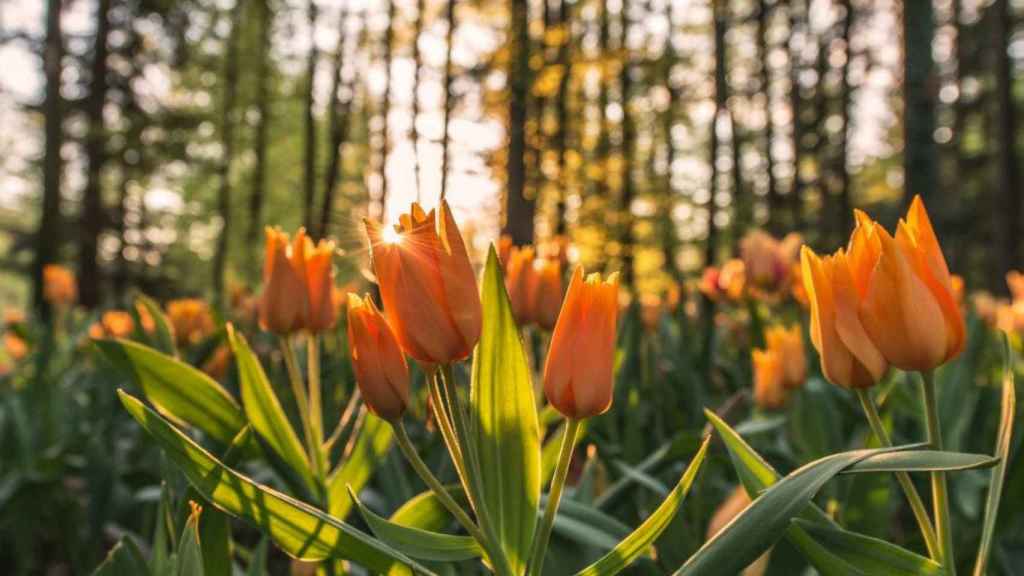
[
  {"xmin": 752, "ymin": 348, "xmax": 787, "ymax": 410},
  {"xmin": 543, "ymin": 268, "xmax": 619, "ymax": 419},
  {"xmin": 43, "ymin": 264, "xmax": 77, "ymax": 307},
  {"xmin": 801, "ymin": 247, "xmax": 888, "ymax": 389},
  {"xmin": 505, "ymin": 245, "xmax": 538, "ymax": 326},
  {"xmin": 764, "ymin": 324, "xmax": 806, "ymax": 389},
  {"xmin": 89, "ymin": 310, "xmax": 136, "ymax": 339},
  {"xmin": 347, "ymin": 294, "xmax": 410, "ymax": 421},
  {"xmin": 167, "ymin": 299, "xmax": 216, "ymax": 347},
  {"xmin": 365, "ymin": 201, "xmax": 482, "ymax": 365},
  {"xmin": 259, "ymin": 227, "xmax": 338, "ymax": 335},
  {"xmin": 532, "ymin": 257, "xmax": 564, "ymax": 331}
]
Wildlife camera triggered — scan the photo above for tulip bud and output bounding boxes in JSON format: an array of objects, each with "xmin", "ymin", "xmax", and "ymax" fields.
[
  {"xmin": 167, "ymin": 298, "xmax": 216, "ymax": 347},
  {"xmin": 365, "ymin": 201, "xmax": 482, "ymax": 365},
  {"xmin": 259, "ymin": 228, "xmax": 308, "ymax": 335},
  {"xmin": 718, "ymin": 259, "xmax": 747, "ymax": 300},
  {"xmin": 43, "ymin": 264, "xmax": 77, "ymax": 307},
  {"xmin": 699, "ymin": 267, "xmax": 722, "ymax": 301},
  {"xmin": 533, "ymin": 258, "xmax": 564, "ymax": 331},
  {"xmin": 299, "ymin": 235, "xmax": 338, "ymax": 332},
  {"xmin": 347, "ymin": 294, "xmax": 410, "ymax": 420},
  {"xmin": 801, "ymin": 246, "xmax": 888, "ymax": 389},
  {"xmin": 850, "ymin": 197, "xmax": 965, "ymax": 371},
  {"xmin": 764, "ymin": 324, "xmax": 806, "ymax": 389},
  {"xmin": 505, "ymin": 246, "xmax": 537, "ymax": 326},
  {"xmin": 752, "ymin": 348, "xmax": 787, "ymax": 410},
  {"xmin": 543, "ymin": 268, "xmax": 619, "ymax": 419}
]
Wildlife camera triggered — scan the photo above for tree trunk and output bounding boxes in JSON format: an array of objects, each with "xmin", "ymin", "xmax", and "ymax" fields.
[
  {"xmin": 35, "ymin": 0, "xmax": 64, "ymax": 316},
  {"xmin": 994, "ymin": 0, "xmax": 1021, "ymax": 280},
  {"xmin": 903, "ymin": 0, "xmax": 938, "ymax": 207},
  {"xmin": 504, "ymin": 0, "xmax": 534, "ymax": 244},
  {"xmin": 378, "ymin": 0, "xmax": 395, "ymax": 217},
  {"xmin": 619, "ymin": 0, "xmax": 636, "ymax": 286},
  {"xmin": 77, "ymin": 0, "xmax": 112, "ymax": 309},
  {"xmin": 213, "ymin": 3, "xmax": 242, "ymax": 302},
  {"xmin": 554, "ymin": 0, "xmax": 571, "ymax": 235},
  {"xmin": 248, "ymin": 0, "xmax": 271, "ymax": 257},
  {"xmin": 836, "ymin": 0, "xmax": 854, "ymax": 235},
  {"xmin": 410, "ymin": 0, "xmax": 425, "ymax": 202},
  {"xmin": 757, "ymin": 0, "xmax": 780, "ymax": 233},
  {"xmin": 440, "ymin": 0, "xmax": 457, "ymax": 200},
  {"xmin": 662, "ymin": 0, "xmax": 680, "ymax": 280},
  {"xmin": 707, "ymin": 0, "xmax": 726, "ymax": 268},
  {"xmin": 320, "ymin": 1, "xmax": 351, "ymax": 238},
  {"xmin": 302, "ymin": 0, "xmax": 319, "ymax": 230},
  {"xmin": 788, "ymin": 0, "xmax": 804, "ymax": 232}
]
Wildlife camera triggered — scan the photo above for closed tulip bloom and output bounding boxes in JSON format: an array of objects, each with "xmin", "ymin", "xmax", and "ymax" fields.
[
  {"xmin": 260, "ymin": 228, "xmax": 308, "ymax": 335},
  {"xmin": 699, "ymin": 267, "xmax": 722, "ymax": 301},
  {"xmin": 505, "ymin": 246, "xmax": 538, "ymax": 326},
  {"xmin": 752, "ymin": 348, "xmax": 787, "ymax": 410},
  {"xmin": 533, "ymin": 258, "xmax": 564, "ymax": 331},
  {"xmin": 764, "ymin": 324, "xmax": 806, "ymax": 389},
  {"xmin": 299, "ymin": 235, "xmax": 338, "ymax": 332},
  {"xmin": 741, "ymin": 230, "xmax": 785, "ymax": 288},
  {"xmin": 347, "ymin": 294, "xmax": 410, "ymax": 420},
  {"xmin": 167, "ymin": 299, "xmax": 216, "ymax": 347},
  {"xmin": 849, "ymin": 197, "xmax": 965, "ymax": 371},
  {"xmin": 543, "ymin": 268, "xmax": 619, "ymax": 419},
  {"xmin": 801, "ymin": 246, "xmax": 888, "ymax": 389},
  {"xmin": 43, "ymin": 264, "xmax": 77, "ymax": 307},
  {"xmin": 718, "ymin": 259, "xmax": 747, "ymax": 300},
  {"xmin": 365, "ymin": 201, "xmax": 482, "ymax": 365}
]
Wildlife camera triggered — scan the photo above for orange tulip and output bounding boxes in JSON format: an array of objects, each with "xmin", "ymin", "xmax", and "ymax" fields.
[
  {"xmin": 299, "ymin": 234, "xmax": 338, "ymax": 332},
  {"xmin": 752, "ymin": 349, "xmax": 787, "ymax": 410},
  {"xmin": 801, "ymin": 247, "xmax": 888, "ymax": 389},
  {"xmin": 764, "ymin": 324, "xmax": 806, "ymax": 389},
  {"xmin": 89, "ymin": 310, "xmax": 136, "ymax": 339},
  {"xmin": 1007, "ymin": 270, "xmax": 1024, "ymax": 302},
  {"xmin": 848, "ymin": 197, "xmax": 965, "ymax": 371},
  {"xmin": 533, "ymin": 258, "xmax": 564, "ymax": 331},
  {"xmin": 543, "ymin": 268, "xmax": 619, "ymax": 419},
  {"xmin": 3, "ymin": 332, "xmax": 28, "ymax": 361},
  {"xmin": 43, "ymin": 264, "xmax": 77, "ymax": 307},
  {"xmin": 201, "ymin": 345, "xmax": 233, "ymax": 380},
  {"xmin": 699, "ymin": 267, "xmax": 722, "ymax": 301},
  {"xmin": 166, "ymin": 299, "xmax": 216, "ymax": 347},
  {"xmin": 497, "ymin": 234, "xmax": 514, "ymax": 268},
  {"xmin": 347, "ymin": 294, "xmax": 410, "ymax": 420},
  {"xmin": 719, "ymin": 259, "xmax": 747, "ymax": 300},
  {"xmin": 365, "ymin": 201, "xmax": 482, "ymax": 365},
  {"xmin": 505, "ymin": 246, "xmax": 538, "ymax": 326},
  {"xmin": 260, "ymin": 228, "xmax": 308, "ymax": 334}
]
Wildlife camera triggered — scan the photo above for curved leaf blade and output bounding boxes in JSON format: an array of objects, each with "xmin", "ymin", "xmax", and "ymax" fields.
[
  {"xmin": 327, "ymin": 410, "xmax": 394, "ymax": 519},
  {"xmin": 118, "ymin": 390, "xmax": 434, "ymax": 575},
  {"xmin": 576, "ymin": 436, "xmax": 710, "ymax": 576},
  {"xmin": 793, "ymin": 520, "xmax": 942, "ymax": 576},
  {"xmin": 841, "ymin": 450, "xmax": 998, "ymax": 474}
]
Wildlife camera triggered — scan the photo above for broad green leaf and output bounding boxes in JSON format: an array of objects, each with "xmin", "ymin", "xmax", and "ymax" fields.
[
  {"xmin": 118, "ymin": 390, "xmax": 434, "ymax": 575},
  {"xmin": 91, "ymin": 538, "xmax": 150, "ymax": 576},
  {"xmin": 676, "ymin": 444, "xmax": 910, "ymax": 575},
  {"xmin": 793, "ymin": 520, "xmax": 942, "ymax": 576},
  {"xmin": 973, "ymin": 332, "xmax": 1016, "ymax": 576},
  {"xmin": 226, "ymin": 325, "xmax": 315, "ymax": 491},
  {"xmin": 350, "ymin": 487, "xmax": 484, "ymax": 561},
  {"xmin": 840, "ymin": 450, "xmax": 998, "ymax": 474},
  {"xmin": 576, "ymin": 436, "xmax": 710, "ymax": 576},
  {"xmin": 135, "ymin": 294, "xmax": 177, "ymax": 355},
  {"xmin": 391, "ymin": 488, "xmax": 458, "ymax": 532},
  {"xmin": 178, "ymin": 503, "xmax": 205, "ymax": 576},
  {"xmin": 95, "ymin": 339, "xmax": 245, "ymax": 444},
  {"xmin": 327, "ymin": 410, "xmax": 394, "ymax": 519},
  {"xmin": 470, "ymin": 247, "xmax": 542, "ymax": 574},
  {"xmin": 198, "ymin": 501, "xmax": 231, "ymax": 576}
]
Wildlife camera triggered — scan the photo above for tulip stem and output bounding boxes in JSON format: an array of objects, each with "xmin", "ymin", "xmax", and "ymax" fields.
[
  {"xmin": 392, "ymin": 421, "xmax": 490, "ymax": 547},
  {"xmin": 306, "ymin": 333, "xmax": 326, "ymax": 470},
  {"xmin": 279, "ymin": 338, "xmax": 324, "ymax": 489},
  {"xmin": 528, "ymin": 417, "xmax": 582, "ymax": 576},
  {"xmin": 855, "ymin": 388, "xmax": 940, "ymax": 560},
  {"xmin": 921, "ymin": 370, "xmax": 956, "ymax": 575}
]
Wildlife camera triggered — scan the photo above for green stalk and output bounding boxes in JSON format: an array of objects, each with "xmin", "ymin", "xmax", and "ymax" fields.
[
  {"xmin": 279, "ymin": 337, "xmax": 324, "ymax": 487},
  {"xmin": 855, "ymin": 388, "xmax": 940, "ymax": 560},
  {"xmin": 528, "ymin": 417, "xmax": 582, "ymax": 576},
  {"xmin": 921, "ymin": 370, "xmax": 955, "ymax": 574},
  {"xmin": 306, "ymin": 333, "xmax": 327, "ymax": 479}
]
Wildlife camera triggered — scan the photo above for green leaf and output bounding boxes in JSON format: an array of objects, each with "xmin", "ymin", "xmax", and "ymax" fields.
[
  {"xmin": 470, "ymin": 247, "xmax": 542, "ymax": 574},
  {"xmin": 349, "ymin": 487, "xmax": 484, "ymax": 561},
  {"xmin": 226, "ymin": 325, "xmax": 315, "ymax": 492},
  {"xmin": 178, "ymin": 503, "xmax": 205, "ymax": 576},
  {"xmin": 91, "ymin": 538, "xmax": 150, "ymax": 576},
  {"xmin": 840, "ymin": 450, "xmax": 998, "ymax": 474},
  {"xmin": 327, "ymin": 410, "xmax": 394, "ymax": 519},
  {"xmin": 198, "ymin": 501, "xmax": 232, "ymax": 576},
  {"xmin": 118, "ymin": 390, "xmax": 434, "ymax": 575},
  {"xmin": 95, "ymin": 339, "xmax": 245, "ymax": 445},
  {"xmin": 973, "ymin": 332, "xmax": 1016, "ymax": 576},
  {"xmin": 135, "ymin": 294, "xmax": 177, "ymax": 355},
  {"xmin": 246, "ymin": 538, "xmax": 268, "ymax": 576},
  {"xmin": 576, "ymin": 436, "xmax": 710, "ymax": 576},
  {"xmin": 390, "ymin": 488, "xmax": 460, "ymax": 532},
  {"xmin": 792, "ymin": 520, "xmax": 942, "ymax": 576}
]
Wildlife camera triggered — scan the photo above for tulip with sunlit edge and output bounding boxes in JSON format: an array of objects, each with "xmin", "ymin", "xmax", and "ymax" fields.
[{"xmin": 347, "ymin": 294, "xmax": 410, "ymax": 421}]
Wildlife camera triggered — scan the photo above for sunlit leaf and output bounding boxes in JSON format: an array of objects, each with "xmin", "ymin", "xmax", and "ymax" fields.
[{"xmin": 327, "ymin": 410, "xmax": 394, "ymax": 519}]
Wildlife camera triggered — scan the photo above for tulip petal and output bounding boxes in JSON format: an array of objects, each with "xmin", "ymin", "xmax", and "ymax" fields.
[{"xmin": 831, "ymin": 251, "xmax": 888, "ymax": 383}]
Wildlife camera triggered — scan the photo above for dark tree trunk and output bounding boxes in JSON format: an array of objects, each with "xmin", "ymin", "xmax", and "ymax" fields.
[
  {"xmin": 410, "ymin": 0, "xmax": 425, "ymax": 202},
  {"xmin": 595, "ymin": 0, "xmax": 610, "ymax": 227},
  {"xmin": 440, "ymin": 0, "xmax": 457, "ymax": 199},
  {"xmin": 504, "ymin": 0, "xmax": 534, "ymax": 244},
  {"xmin": 757, "ymin": 0, "xmax": 780, "ymax": 233},
  {"xmin": 303, "ymin": 0, "xmax": 319, "ymax": 230},
  {"xmin": 213, "ymin": 3, "xmax": 242, "ymax": 301},
  {"xmin": 320, "ymin": 1, "xmax": 351, "ymax": 238},
  {"xmin": 707, "ymin": 0, "xmax": 726, "ymax": 268},
  {"xmin": 619, "ymin": 0, "xmax": 636, "ymax": 286},
  {"xmin": 248, "ymin": 0, "xmax": 272, "ymax": 255},
  {"xmin": 994, "ymin": 0, "xmax": 1021, "ymax": 279},
  {"xmin": 378, "ymin": 0, "xmax": 395, "ymax": 216},
  {"xmin": 662, "ymin": 0, "xmax": 680, "ymax": 280},
  {"xmin": 77, "ymin": 0, "xmax": 112, "ymax": 309},
  {"xmin": 903, "ymin": 0, "xmax": 938, "ymax": 207},
  {"xmin": 554, "ymin": 0, "xmax": 571, "ymax": 235},
  {"xmin": 788, "ymin": 0, "xmax": 804, "ymax": 232},
  {"xmin": 35, "ymin": 0, "xmax": 64, "ymax": 316},
  {"xmin": 837, "ymin": 0, "xmax": 854, "ymax": 234}
]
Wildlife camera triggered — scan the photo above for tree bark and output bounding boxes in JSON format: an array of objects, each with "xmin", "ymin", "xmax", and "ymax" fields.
[
  {"xmin": 410, "ymin": 0, "xmax": 425, "ymax": 202},
  {"xmin": 554, "ymin": 0, "xmax": 571, "ymax": 235},
  {"xmin": 248, "ymin": 0, "xmax": 272, "ymax": 255},
  {"xmin": 35, "ymin": 0, "xmax": 64, "ymax": 316},
  {"xmin": 662, "ymin": 0, "xmax": 680, "ymax": 280},
  {"xmin": 440, "ymin": 0, "xmax": 457, "ymax": 200},
  {"xmin": 378, "ymin": 0, "xmax": 395, "ymax": 217},
  {"xmin": 213, "ymin": 3, "xmax": 242, "ymax": 302},
  {"xmin": 77, "ymin": 0, "xmax": 112, "ymax": 308},
  {"xmin": 757, "ymin": 0, "xmax": 780, "ymax": 234},
  {"xmin": 902, "ymin": 0, "xmax": 938, "ymax": 207},
  {"xmin": 504, "ymin": 0, "xmax": 534, "ymax": 244},
  {"xmin": 320, "ymin": 1, "xmax": 351, "ymax": 238},
  {"xmin": 837, "ymin": 0, "xmax": 854, "ymax": 235},
  {"xmin": 994, "ymin": 0, "xmax": 1021, "ymax": 279},
  {"xmin": 619, "ymin": 0, "xmax": 636, "ymax": 286},
  {"xmin": 788, "ymin": 0, "xmax": 804, "ymax": 232},
  {"xmin": 302, "ymin": 0, "xmax": 319, "ymax": 230},
  {"xmin": 707, "ymin": 0, "xmax": 726, "ymax": 268}
]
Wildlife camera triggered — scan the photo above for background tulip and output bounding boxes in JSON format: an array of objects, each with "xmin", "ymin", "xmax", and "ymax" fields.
[
  {"xmin": 532, "ymin": 258, "xmax": 563, "ymax": 331},
  {"xmin": 259, "ymin": 228, "xmax": 308, "ymax": 335},
  {"xmin": 752, "ymin": 348, "xmax": 787, "ymax": 410},
  {"xmin": 366, "ymin": 201, "xmax": 481, "ymax": 365},
  {"xmin": 347, "ymin": 294, "xmax": 410, "ymax": 421},
  {"xmin": 764, "ymin": 324, "xmax": 806, "ymax": 389},
  {"xmin": 300, "ymin": 235, "xmax": 338, "ymax": 332},
  {"xmin": 505, "ymin": 246, "xmax": 537, "ymax": 326},
  {"xmin": 543, "ymin": 268, "xmax": 619, "ymax": 419}
]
